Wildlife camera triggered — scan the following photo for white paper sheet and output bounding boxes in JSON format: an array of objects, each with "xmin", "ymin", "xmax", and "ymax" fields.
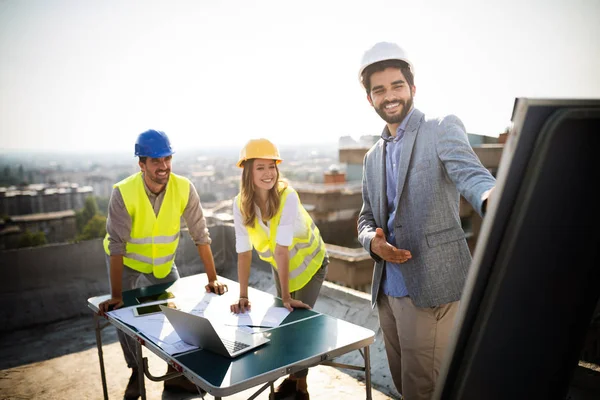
[{"xmin": 107, "ymin": 291, "xmax": 290, "ymax": 355}]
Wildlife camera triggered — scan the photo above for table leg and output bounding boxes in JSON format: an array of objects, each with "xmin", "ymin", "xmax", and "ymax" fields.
[
  {"xmin": 135, "ymin": 340, "xmax": 147, "ymax": 400},
  {"xmin": 364, "ymin": 345, "xmax": 372, "ymax": 400},
  {"xmin": 93, "ymin": 313, "xmax": 109, "ymax": 400}
]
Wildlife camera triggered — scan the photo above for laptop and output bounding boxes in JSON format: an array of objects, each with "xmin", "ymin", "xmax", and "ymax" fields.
[{"xmin": 160, "ymin": 305, "xmax": 270, "ymax": 358}]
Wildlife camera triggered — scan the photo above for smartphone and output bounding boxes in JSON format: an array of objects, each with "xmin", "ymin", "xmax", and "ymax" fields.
[
  {"xmin": 136, "ymin": 291, "xmax": 175, "ymax": 304},
  {"xmin": 133, "ymin": 301, "xmax": 177, "ymax": 317}
]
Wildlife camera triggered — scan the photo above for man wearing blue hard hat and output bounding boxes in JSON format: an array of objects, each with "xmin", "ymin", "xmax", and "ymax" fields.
[{"xmin": 98, "ymin": 129, "xmax": 227, "ymax": 399}]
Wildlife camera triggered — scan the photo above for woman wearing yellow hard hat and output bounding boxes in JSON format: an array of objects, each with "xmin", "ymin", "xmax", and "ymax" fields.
[{"xmin": 230, "ymin": 138, "xmax": 329, "ymax": 400}]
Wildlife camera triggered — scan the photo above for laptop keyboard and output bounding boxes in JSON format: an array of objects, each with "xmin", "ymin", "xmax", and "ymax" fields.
[{"xmin": 221, "ymin": 338, "xmax": 251, "ymax": 353}]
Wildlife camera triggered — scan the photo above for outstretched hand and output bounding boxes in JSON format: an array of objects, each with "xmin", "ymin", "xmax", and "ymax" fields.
[{"xmin": 370, "ymin": 228, "xmax": 412, "ymax": 264}]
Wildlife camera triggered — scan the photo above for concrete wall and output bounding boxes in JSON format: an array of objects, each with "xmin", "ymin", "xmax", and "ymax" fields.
[
  {"xmin": 313, "ymin": 217, "xmax": 360, "ymax": 247},
  {"xmin": 2, "ymin": 238, "xmax": 110, "ymax": 332},
  {"xmin": 297, "ymin": 190, "xmax": 363, "ymax": 213},
  {"xmin": 325, "ymin": 246, "xmax": 374, "ymax": 292}
]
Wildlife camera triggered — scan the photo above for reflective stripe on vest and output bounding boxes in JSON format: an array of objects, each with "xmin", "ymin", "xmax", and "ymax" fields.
[
  {"xmin": 240, "ymin": 187, "xmax": 326, "ymax": 292},
  {"xmin": 103, "ymin": 172, "xmax": 190, "ymax": 278}
]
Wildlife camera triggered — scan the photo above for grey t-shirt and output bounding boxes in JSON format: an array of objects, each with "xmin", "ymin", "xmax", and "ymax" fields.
[{"xmin": 105, "ymin": 174, "xmax": 211, "ymax": 256}]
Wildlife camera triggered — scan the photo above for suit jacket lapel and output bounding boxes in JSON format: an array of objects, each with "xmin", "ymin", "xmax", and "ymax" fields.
[
  {"xmin": 379, "ymin": 138, "xmax": 389, "ymax": 236},
  {"xmin": 395, "ymin": 109, "xmax": 424, "ymax": 204}
]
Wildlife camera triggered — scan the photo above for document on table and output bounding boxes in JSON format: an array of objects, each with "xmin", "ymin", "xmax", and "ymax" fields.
[
  {"xmin": 214, "ymin": 306, "xmax": 290, "ymax": 328},
  {"xmin": 202, "ymin": 293, "xmax": 291, "ymax": 328},
  {"xmin": 107, "ymin": 292, "xmax": 291, "ymax": 355}
]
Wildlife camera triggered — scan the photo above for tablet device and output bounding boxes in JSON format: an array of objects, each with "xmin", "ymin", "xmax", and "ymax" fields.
[
  {"xmin": 136, "ymin": 291, "xmax": 175, "ymax": 304},
  {"xmin": 133, "ymin": 301, "xmax": 177, "ymax": 317}
]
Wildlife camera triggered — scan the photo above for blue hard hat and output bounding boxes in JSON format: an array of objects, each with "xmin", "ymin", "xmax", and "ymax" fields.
[{"xmin": 134, "ymin": 129, "xmax": 174, "ymax": 158}]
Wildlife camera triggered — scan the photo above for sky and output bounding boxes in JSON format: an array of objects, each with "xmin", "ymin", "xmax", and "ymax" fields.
[{"xmin": 0, "ymin": 0, "xmax": 599, "ymax": 153}]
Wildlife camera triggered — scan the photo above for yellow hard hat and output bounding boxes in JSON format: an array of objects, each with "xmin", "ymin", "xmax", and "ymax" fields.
[{"xmin": 236, "ymin": 138, "xmax": 282, "ymax": 168}]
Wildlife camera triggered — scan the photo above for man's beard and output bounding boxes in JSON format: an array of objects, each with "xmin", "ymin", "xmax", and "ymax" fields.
[
  {"xmin": 150, "ymin": 170, "xmax": 170, "ymax": 185},
  {"xmin": 375, "ymin": 96, "xmax": 413, "ymax": 124}
]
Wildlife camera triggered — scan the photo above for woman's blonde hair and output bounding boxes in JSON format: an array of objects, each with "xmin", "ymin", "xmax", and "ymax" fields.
[{"xmin": 239, "ymin": 158, "xmax": 288, "ymax": 227}]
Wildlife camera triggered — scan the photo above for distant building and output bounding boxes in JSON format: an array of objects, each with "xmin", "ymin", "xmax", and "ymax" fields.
[
  {"xmin": 202, "ymin": 199, "xmax": 235, "ymax": 226},
  {"xmin": 0, "ymin": 183, "xmax": 93, "ymax": 217},
  {"xmin": 338, "ymin": 147, "xmax": 369, "ymax": 182},
  {"xmin": 85, "ymin": 175, "xmax": 114, "ymax": 198},
  {"xmin": 0, "ymin": 225, "xmax": 21, "ymax": 250},
  {"xmin": 337, "ymin": 135, "xmax": 378, "ymax": 182},
  {"xmin": 0, "ymin": 209, "xmax": 77, "ymax": 248},
  {"xmin": 190, "ymin": 170, "xmax": 238, "ymax": 202},
  {"xmin": 323, "ymin": 164, "xmax": 346, "ymax": 185},
  {"xmin": 292, "ymin": 178, "xmax": 363, "ymax": 248}
]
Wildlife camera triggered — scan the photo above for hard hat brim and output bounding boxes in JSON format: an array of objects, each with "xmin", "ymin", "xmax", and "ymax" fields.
[
  {"xmin": 358, "ymin": 58, "xmax": 414, "ymax": 86},
  {"xmin": 135, "ymin": 150, "xmax": 175, "ymax": 158},
  {"xmin": 237, "ymin": 158, "xmax": 282, "ymax": 168}
]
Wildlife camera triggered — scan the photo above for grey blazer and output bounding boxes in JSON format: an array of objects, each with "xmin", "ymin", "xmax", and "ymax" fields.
[{"xmin": 358, "ymin": 109, "xmax": 496, "ymax": 308}]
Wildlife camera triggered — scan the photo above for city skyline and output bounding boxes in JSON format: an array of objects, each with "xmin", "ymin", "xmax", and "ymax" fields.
[
  {"xmin": 1, "ymin": 0, "xmax": 599, "ymax": 152},
  {"xmin": 0, "ymin": 139, "xmax": 339, "ymax": 167}
]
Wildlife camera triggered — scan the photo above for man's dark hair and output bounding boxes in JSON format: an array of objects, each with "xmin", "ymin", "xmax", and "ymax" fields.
[
  {"xmin": 362, "ymin": 59, "xmax": 414, "ymax": 94},
  {"xmin": 139, "ymin": 156, "xmax": 147, "ymax": 163}
]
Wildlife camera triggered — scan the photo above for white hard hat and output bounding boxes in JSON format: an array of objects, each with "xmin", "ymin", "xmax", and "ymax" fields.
[{"xmin": 358, "ymin": 42, "xmax": 414, "ymax": 86}]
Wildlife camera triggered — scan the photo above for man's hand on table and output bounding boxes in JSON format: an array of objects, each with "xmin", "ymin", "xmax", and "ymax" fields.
[
  {"xmin": 282, "ymin": 297, "xmax": 310, "ymax": 313},
  {"xmin": 98, "ymin": 297, "xmax": 123, "ymax": 316}
]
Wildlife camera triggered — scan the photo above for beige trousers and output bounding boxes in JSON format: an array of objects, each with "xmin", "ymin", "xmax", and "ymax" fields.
[{"xmin": 377, "ymin": 295, "xmax": 459, "ymax": 400}]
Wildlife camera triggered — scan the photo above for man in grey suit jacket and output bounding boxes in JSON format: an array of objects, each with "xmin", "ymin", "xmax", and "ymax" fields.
[{"xmin": 357, "ymin": 42, "xmax": 496, "ymax": 400}]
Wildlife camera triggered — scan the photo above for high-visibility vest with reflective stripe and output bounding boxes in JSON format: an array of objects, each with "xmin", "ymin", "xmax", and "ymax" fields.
[
  {"xmin": 103, "ymin": 172, "xmax": 190, "ymax": 278},
  {"xmin": 241, "ymin": 187, "xmax": 326, "ymax": 292}
]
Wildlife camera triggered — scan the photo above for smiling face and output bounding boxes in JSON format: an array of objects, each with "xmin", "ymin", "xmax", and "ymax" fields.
[
  {"xmin": 251, "ymin": 158, "xmax": 278, "ymax": 192},
  {"xmin": 139, "ymin": 155, "xmax": 172, "ymax": 193},
  {"xmin": 367, "ymin": 66, "xmax": 416, "ymax": 131}
]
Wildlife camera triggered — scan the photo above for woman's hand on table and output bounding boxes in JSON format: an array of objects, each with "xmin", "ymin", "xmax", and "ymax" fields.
[{"xmin": 230, "ymin": 297, "xmax": 251, "ymax": 314}]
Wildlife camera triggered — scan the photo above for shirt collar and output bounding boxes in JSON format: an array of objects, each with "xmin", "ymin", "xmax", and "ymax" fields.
[
  {"xmin": 141, "ymin": 172, "xmax": 167, "ymax": 197},
  {"xmin": 381, "ymin": 107, "xmax": 415, "ymax": 142}
]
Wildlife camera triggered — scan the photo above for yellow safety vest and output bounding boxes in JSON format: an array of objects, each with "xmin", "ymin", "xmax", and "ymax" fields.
[
  {"xmin": 241, "ymin": 187, "xmax": 326, "ymax": 292},
  {"xmin": 103, "ymin": 172, "xmax": 190, "ymax": 278}
]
